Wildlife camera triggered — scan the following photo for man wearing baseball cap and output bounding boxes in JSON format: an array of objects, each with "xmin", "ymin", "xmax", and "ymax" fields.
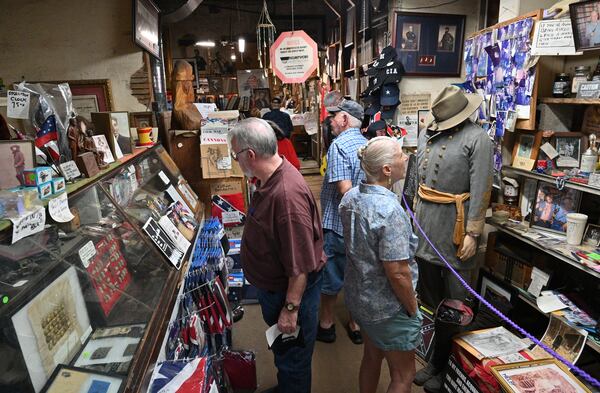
[
  {"xmin": 263, "ymin": 96, "xmax": 294, "ymax": 139},
  {"xmin": 319, "ymin": 99, "xmax": 367, "ymax": 345}
]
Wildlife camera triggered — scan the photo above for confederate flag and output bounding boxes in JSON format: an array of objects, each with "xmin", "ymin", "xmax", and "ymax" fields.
[{"xmin": 35, "ymin": 115, "xmax": 60, "ymax": 160}]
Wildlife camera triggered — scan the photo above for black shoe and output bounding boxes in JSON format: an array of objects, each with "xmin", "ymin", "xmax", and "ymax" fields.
[
  {"xmin": 232, "ymin": 305, "xmax": 244, "ymax": 323},
  {"xmin": 346, "ymin": 323, "xmax": 363, "ymax": 345},
  {"xmin": 316, "ymin": 324, "xmax": 336, "ymax": 343},
  {"xmin": 414, "ymin": 363, "xmax": 440, "ymax": 386}
]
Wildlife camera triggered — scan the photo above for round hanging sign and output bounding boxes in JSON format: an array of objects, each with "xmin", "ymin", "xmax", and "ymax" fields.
[{"xmin": 270, "ymin": 30, "xmax": 318, "ymax": 83}]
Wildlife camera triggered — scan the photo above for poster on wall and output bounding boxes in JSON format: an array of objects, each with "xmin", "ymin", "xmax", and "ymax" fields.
[
  {"xmin": 134, "ymin": 0, "xmax": 160, "ymax": 58},
  {"xmin": 398, "ymin": 93, "xmax": 431, "ymax": 146}
]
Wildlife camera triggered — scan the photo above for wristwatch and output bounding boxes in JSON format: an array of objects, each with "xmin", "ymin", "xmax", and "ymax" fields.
[
  {"xmin": 284, "ymin": 302, "xmax": 299, "ymax": 312},
  {"xmin": 466, "ymin": 231, "xmax": 480, "ymax": 238}
]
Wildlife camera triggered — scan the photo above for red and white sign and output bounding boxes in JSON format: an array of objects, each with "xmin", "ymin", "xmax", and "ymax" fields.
[{"xmin": 270, "ymin": 30, "xmax": 318, "ymax": 83}]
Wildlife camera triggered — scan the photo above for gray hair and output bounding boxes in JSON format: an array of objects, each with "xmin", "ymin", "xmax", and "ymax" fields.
[
  {"xmin": 228, "ymin": 117, "xmax": 278, "ymax": 157},
  {"xmin": 357, "ymin": 136, "xmax": 400, "ymax": 182},
  {"xmin": 343, "ymin": 112, "xmax": 363, "ymax": 129}
]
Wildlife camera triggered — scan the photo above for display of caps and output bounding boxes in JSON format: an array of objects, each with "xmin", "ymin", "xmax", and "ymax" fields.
[
  {"xmin": 364, "ymin": 101, "xmax": 381, "ymax": 116},
  {"xmin": 380, "ymin": 84, "xmax": 400, "ymax": 106},
  {"xmin": 381, "ymin": 105, "xmax": 397, "ymax": 120},
  {"xmin": 373, "ymin": 46, "xmax": 397, "ymax": 69}
]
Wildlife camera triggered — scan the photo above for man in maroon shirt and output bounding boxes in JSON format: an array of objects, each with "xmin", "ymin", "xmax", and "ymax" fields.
[{"xmin": 228, "ymin": 118, "xmax": 325, "ymax": 393}]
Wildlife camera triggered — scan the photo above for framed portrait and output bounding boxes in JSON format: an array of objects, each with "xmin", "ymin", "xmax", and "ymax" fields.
[
  {"xmin": 531, "ymin": 182, "xmax": 582, "ymax": 234},
  {"xmin": 0, "ymin": 140, "xmax": 35, "ymax": 190},
  {"xmin": 91, "ymin": 135, "xmax": 116, "ymax": 165},
  {"xmin": 237, "ymin": 69, "xmax": 269, "ymax": 98},
  {"xmin": 252, "ymin": 88, "xmax": 271, "ymax": 111},
  {"xmin": 91, "ymin": 112, "xmax": 133, "ymax": 158},
  {"xmin": 491, "ymin": 359, "xmax": 591, "ymax": 393},
  {"xmin": 583, "ymin": 223, "xmax": 600, "ymax": 246},
  {"xmin": 417, "ymin": 109, "xmax": 430, "ymax": 134},
  {"xmin": 570, "ymin": 0, "xmax": 600, "ymax": 51},
  {"xmin": 133, "ymin": 0, "xmax": 160, "ymax": 59},
  {"xmin": 129, "ymin": 112, "xmax": 155, "ymax": 128},
  {"xmin": 26, "ymin": 79, "xmax": 113, "ymax": 114},
  {"xmin": 511, "ymin": 131, "xmax": 542, "ymax": 170},
  {"xmin": 40, "ymin": 364, "xmax": 124, "ymax": 393},
  {"xmin": 554, "ymin": 132, "xmax": 583, "ymax": 168},
  {"xmin": 11, "ymin": 266, "xmax": 92, "ymax": 392},
  {"xmin": 392, "ymin": 12, "xmax": 466, "ymax": 76}
]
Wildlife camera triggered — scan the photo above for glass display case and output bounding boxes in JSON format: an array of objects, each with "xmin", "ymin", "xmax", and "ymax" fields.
[{"xmin": 0, "ymin": 146, "xmax": 201, "ymax": 393}]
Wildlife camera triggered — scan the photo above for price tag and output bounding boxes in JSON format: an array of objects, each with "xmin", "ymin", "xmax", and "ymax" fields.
[
  {"xmin": 78, "ymin": 240, "xmax": 97, "ymax": 268},
  {"xmin": 59, "ymin": 161, "xmax": 81, "ymax": 181},
  {"xmin": 48, "ymin": 193, "xmax": 75, "ymax": 223},
  {"xmin": 7, "ymin": 90, "xmax": 30, "ymax": 119},
  {"xmin": 222, "ymin": 211, "xmax": 240, "ymax": 224},
  {"xmin": 158, "ymin": 170, "xmax": 170, "ymax": 185},
  {"xmin": 10, "ymin": 206, "xmax": 45, "ymax": 244}
]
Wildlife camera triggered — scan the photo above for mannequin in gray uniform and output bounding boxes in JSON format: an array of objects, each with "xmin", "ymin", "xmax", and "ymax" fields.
[{"xmin": 413, "ymin": 86, "xmax": 493, "ymax": 392}]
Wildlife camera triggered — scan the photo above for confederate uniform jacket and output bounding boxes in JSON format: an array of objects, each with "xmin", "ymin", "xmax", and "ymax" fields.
[{"xmin": 415, "ymin": 120, "xmax": 493, "ymax": 270}]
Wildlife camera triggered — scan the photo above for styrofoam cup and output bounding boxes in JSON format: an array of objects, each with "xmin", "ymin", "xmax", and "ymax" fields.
[{"xmin": 566, "ymin": 213, "xmax": 588, "ymax": 245}]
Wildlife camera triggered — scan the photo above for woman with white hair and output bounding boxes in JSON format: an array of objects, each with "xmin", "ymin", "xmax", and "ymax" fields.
[{"xmin": 339, "ymin": 137, "xmax": 421, "ymax": 393}]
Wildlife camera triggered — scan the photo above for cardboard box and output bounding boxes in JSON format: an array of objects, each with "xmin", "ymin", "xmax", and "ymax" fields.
[
  {"xmin": 199, "ymin": 144, "xmax": 243, "ymax": 179},
  {"xmin": 197, "ymin": 177, "xmax": 246, "ymax": 218}
]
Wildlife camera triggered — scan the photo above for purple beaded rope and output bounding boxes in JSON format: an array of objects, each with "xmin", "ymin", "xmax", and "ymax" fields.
[{"xmin": 402, "ymin": 195, "xmax": 600, "ymax": 389}]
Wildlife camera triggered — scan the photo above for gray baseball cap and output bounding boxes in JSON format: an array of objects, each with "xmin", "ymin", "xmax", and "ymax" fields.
[{"xmin": 326, "ymin": 99, "xmax": 365, "ymax": 121}]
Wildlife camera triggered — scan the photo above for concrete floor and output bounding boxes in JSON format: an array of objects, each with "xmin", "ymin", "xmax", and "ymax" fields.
[{"xmin": 232, "ymin": 294, "xmax": 427, "ymax": 393}]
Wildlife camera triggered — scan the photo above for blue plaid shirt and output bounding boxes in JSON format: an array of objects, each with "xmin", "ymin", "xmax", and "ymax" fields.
[{"xmin": 320, "ymin": 128, "xmax": 367, "ymax": 235}]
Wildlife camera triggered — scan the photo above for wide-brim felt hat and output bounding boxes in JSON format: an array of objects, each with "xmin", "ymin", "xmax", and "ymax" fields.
[{"xmin": 425, "ymin": 86, "xmax": 483, "ymax": 131}]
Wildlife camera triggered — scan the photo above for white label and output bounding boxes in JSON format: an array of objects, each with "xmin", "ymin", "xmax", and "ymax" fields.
[
  {"xmin": 221, "ymin": 211, "xmax": 240, "ymax": 224},
  {"xmin": 78, "ymin": 240, "xmax": 97, "ymax": 268},
  {"xmin": 7, "ymin": 90, "xmax": 30, "ymax": 119},
  {"xmin": 216, "ymin": 156, "xmax": 232, "ymax": 170},
  {"xmin": 498, "ymin": 352, "xmax": 528, "ymax": 363},
  {"xmin": 59, "ymin": 160, "xmax": 81, "ymax": 180},
  {"xmin": 178, "ymin": 183, "xmax": 198, "ymax": 210},
  {"xmin": 531, "ymin": 19, "xmax": 579, "ymax": 56},
  {"xmin": 13, "ymin": 280, "xmax": 27, "ymax": 287},
  {"xmin": 158, "ymin": 170, "xmax": 170, "ymax": 185},
  {"xmin": 540, "ymin": 142, "xmax": 559, "ymax": 160},
  {"xmin": 158, "ymin": 215, "xmax": 191, "ymax": 253},
  {"xmin": 527, "ymin": 267, "xmax": 550, "ymax": 297},
  {"xmin": 48, "ymin": 193, "xmax": 75, "ymax": 223},
  {"xmin": 10, "ymin": 206, "xmax": 45, "ymax": 244}
]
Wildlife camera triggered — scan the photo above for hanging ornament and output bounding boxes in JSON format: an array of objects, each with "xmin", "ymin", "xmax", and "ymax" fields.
[{"xmin": 256, "ymin": 0, "xmax": 276, "ymax": 70}]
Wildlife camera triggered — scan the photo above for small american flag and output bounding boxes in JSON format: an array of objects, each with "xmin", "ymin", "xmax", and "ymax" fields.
[{"xmin": 35, "ymin": 115, "xmax": 58, "ymax": 148}]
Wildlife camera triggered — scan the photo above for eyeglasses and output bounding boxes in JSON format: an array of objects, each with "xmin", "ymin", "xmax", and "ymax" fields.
[{"xmin": 230, "ymin": 148, "xmax": 251, "ymax": 161}]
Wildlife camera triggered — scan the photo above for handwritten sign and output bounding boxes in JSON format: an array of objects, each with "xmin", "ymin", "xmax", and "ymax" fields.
[
  {"xmin": 59, "ymin": 161, "xmax": 81, "ymax": 181},
  {"xmin": 78, "ymin": 240, "xmax": 97, "ymax": 268},
  {"xmin": 7, "ymin": 90, "xmax": 30, "ymax": 119},
  {"xmin": 531, "ymin": 19, "xmax": 580, "ymax": 56},
  {"xmin": 48, "ymin": 193, "xmax": 75, "ymax": 223},
  {"xmin": 10, "ymin": 206, "xmax": 45, "ymax": 244}
]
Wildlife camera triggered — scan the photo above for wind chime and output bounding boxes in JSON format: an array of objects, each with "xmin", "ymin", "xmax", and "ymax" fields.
[{"xmin": 256, "ymin": 0, "xmax": 276, "ymax": 70}]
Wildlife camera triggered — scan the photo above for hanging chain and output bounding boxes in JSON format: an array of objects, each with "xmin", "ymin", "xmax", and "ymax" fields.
[{"xmin": 291, "ymin": 0, "xmax": 295, "ymax": 33}]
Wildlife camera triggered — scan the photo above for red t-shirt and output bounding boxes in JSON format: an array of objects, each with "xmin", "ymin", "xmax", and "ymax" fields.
[
  {"xmin": 277, "ymin": 138, "xmax": 300, "ymax": 170},
  {"xmin": 241, "ymin": 158, "xmax": 325, "ymax": 292}
]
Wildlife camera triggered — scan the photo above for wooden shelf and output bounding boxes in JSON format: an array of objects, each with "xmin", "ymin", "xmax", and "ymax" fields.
[
  {"xmin": 488, "ymin": 220, "xmax": 600, "ymax": 280},
  {"xmin": 538, "ymin": 97, "xmax": 600, "ymax": 105},
  {"xmin": 503, "ymin": 166, "xmax": 600, "ymax": 197}
]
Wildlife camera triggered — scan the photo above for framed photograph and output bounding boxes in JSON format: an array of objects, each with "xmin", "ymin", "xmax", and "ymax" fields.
[
  {"xmin": 237, "ymin": 69, "xmax": 269, "ymax": 98},
  {"xmin": 437, "ymin": 25, "xmax": 457, "ymax": 52},
  {"xmin": 0, "ymin": 140, "xmax": 35, "ymax": 190},
  {"xmin": 479, "ymin": 271, "xmax": 515, "ymax": 314},
  {"xmin": 570, "ymin": 0, "xmax": 600, "ymax": 52},
  {"xmin": 72, "ymin": 95, "xmax": 99, "ymax": 120},
  {"xmin": 91, "ymin": 135, "xmax": 116, "ymax": 165},
  {"xmin": 392, "ymin": 12, "xmax": 466, "ymax": 76},
  {"xmin": 530, "ymin": 315, "xmax": 587, "ymax": 364},
  {"xmin": 133, "ymin": 0, "xmax": 160, "ymax": 59},
  {"xmin": 91, "ymin": 112, "xmax": 133, "ymax": 158},
  {"xmin": 418, "ymin": 109, "xmax": 430, "ymax": 134},
  {"xmin": 491, "ymin": 359, "xmax": 591, "ymax": 393},
  {"xmin": 583, "ymin": 223, "xmax": 600, "ymax": 246},
  {"xmin": 532, "ymin": 183, "xmax": 582, "ymax": 234},
  {"xmin": 511, "ymin": 131, "xmax": 542, "ymax": 170},
  {"xmin": 40, "ymin": 364, "xmax": 124, "ymax": 393},
  {"xmin": 554, "ymin": 133, "xmax": 583, "ymax": 168},
  {"xmin": 252, "ymin": 88, "xmax": 271, "ymax": 110},
  {"xmin": 11, "ymin": 266, "xmax": 92, "ymax": 392}
]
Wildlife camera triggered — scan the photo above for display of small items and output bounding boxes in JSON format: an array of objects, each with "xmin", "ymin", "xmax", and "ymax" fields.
[
  {"xmin": 86, "ymin": 233, "xmax": 131, "ymax": 316},
  {"xmin": 22, "ymin": 166, "xmax": 65, "ymax": 199},
  {"xmin": 42, "ymin": 303, "xmax": 72, "ymax": 350}
]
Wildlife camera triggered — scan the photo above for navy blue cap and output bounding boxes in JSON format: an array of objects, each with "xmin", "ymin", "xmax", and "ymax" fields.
[{"xmin": 380, "ymin": 84, "xmax": 400, "ymax": 106}]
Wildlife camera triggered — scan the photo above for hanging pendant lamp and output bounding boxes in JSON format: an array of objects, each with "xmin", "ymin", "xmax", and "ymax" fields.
[{"xmin": 256, "ymin": 0, "xmax": 276, "ymax": 70}]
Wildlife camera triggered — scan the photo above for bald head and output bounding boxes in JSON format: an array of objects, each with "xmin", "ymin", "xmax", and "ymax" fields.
[{"xmin": 228, "ymin": 117, "xmax": 278, "ymax": 158}]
